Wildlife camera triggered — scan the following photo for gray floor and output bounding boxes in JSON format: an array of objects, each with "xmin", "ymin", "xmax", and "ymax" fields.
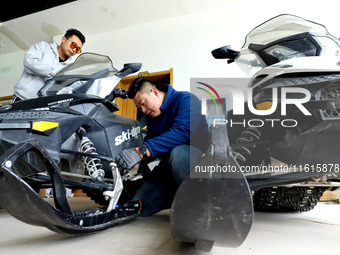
[{"xmin": 0, "ymin": 198, "xmax": 339, "ymax": 255}]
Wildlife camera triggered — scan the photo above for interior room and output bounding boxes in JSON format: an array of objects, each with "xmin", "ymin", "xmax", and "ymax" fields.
[{"xmin": 0, "ymin": 0, "xmax": 340, "ymax": 254}]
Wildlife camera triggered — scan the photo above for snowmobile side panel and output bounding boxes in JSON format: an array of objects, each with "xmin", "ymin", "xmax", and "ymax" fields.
[{"xmin": 0, "ymin": 139, "xmax": 141, "ymax": 235}]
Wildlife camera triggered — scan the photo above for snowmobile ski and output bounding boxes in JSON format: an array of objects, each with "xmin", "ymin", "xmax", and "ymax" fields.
[{"xmin": 0, "ymin": 139, "xmax": 142, "ymax": 235}]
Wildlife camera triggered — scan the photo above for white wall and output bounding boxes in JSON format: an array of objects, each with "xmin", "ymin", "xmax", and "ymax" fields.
[
  {"xmin": 1, "ymin": 0, "xmax": 340, "ymax": 96},
  {"xmin": 69, "ymin": 3, "xmax": 249, "ymax": 92},
  {"xmin": 0, "ymin": 50, "xmax": 25, "ymax": 96}
]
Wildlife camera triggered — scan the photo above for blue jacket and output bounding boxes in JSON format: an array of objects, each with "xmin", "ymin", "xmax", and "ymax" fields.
[{"xmin": 144, "ymin": 85, "xmax": 209, "ymax": 158}]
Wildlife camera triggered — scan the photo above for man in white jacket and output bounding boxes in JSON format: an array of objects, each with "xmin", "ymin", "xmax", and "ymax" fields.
[{"xmin": 12, "ymin": 28, "xmax": 85, "ymax": 102}]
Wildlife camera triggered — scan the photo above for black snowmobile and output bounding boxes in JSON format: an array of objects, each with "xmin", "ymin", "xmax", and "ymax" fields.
[
  {"xmin": 0, "ymin": 53, "xmax": 144, "ymax": 234},
  {"xmin": 0, "ymin": 52, "xmax": 252, "ymax": 251},
  {"xmin": 211, "ymin": 14, "xmax": 340, "ymax": 212}
]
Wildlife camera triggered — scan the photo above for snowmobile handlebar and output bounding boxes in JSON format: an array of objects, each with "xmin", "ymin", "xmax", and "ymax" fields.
[{"xmin": 105, "ymin": 88, "xmax": 129, "ymax": 101}]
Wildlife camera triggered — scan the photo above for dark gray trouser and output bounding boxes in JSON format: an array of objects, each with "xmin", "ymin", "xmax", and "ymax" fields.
[{"xmin": 133, "ymin": 144, "xmax": 203, "ymax": 216}]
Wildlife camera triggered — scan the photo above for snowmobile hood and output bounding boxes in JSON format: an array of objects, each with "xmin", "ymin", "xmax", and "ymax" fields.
[
  {"xmin": 0, "ymin": 94, "xmax": 119, "ymax": 113},
  {"xmin": 214, "ymin": 14, "xmax": 340, "ymax": 77}
]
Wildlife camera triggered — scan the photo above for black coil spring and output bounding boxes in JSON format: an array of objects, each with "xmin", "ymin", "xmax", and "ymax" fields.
[{"xmin": 232, "ymin": 127, "xmax": 262, "ymax": 163}]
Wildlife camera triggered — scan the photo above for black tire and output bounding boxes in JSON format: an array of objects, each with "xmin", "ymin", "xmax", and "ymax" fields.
[{"xmin": 253, "ymin": 187, "xmax": 326, "ymax": 212}]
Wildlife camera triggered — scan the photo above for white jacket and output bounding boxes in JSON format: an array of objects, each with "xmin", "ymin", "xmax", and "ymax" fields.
[{"xmin": 14, "ymin": 41, "xmax": 73, "ymax": 100}]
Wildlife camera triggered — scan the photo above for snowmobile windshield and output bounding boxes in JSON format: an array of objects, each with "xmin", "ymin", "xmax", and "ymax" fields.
[
  {"xmin": 57, "ymin": 53, "xmax": 118, "ymax": 76},
  {"xmin": 39, "ymin": 53, "xmax": 120, "ymax": 98},
  {"xmin": 235, "ymin": 14, "xmax": 340, "ymax": 76}
]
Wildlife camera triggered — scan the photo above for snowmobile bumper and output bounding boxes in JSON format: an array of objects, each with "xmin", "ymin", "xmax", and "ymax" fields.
[
  {"xmin": 170, "ymin": 125, "xmax": 254, "ymax": 251},
  {"xmin": 0, "ymin": 139, "xmax": 141, "ymax": 235}
]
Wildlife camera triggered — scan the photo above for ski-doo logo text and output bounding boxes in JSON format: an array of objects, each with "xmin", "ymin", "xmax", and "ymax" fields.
[{"xmin": 115, "ymin": 126, "xmax": 140, "ymax": 146}]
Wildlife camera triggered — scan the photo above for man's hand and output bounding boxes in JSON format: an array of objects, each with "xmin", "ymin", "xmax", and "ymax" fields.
[{"xmin": 115, "ymin": 147, "xmax": 145, "ymax": 170}]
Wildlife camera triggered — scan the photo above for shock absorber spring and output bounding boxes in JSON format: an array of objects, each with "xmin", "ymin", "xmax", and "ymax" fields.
[
  {"xmin": 232, "ymin": 127, "xmax": 262, "ymax": 163},
  {"xmin": 78, "ymin": 128, "xmax": 105, "ymax": 181}
]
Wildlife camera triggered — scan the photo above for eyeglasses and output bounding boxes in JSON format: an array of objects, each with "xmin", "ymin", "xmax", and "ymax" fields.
[{"xmin": 67, "ymin": 38, "xmax": 82, "ymax": 54}]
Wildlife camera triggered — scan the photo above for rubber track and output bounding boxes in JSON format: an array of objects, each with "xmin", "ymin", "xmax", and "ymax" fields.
[{"xmin": 253, "ymin": 187, "xmax": 326, "ymax": 212}]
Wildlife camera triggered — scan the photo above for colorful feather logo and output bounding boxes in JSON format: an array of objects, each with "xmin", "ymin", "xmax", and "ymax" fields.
[{"xmin": 196, "ymin": 82, "xmax": 223, "ymax": 106}]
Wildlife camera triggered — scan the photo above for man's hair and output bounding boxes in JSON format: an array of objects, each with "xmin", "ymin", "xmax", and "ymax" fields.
[
  {"xmin": 64, "ymin": 28, "xmax": 86, "ymax": 44},
  {"xmin": 128, "ymin": 76, "xmax": 156, "ymax": 99}
]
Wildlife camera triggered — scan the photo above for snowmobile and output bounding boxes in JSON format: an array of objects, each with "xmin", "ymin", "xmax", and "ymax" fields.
[
  {"xmin": 0, "ymin": 52, "xmax": 252, "ymax": 251},
  {"xmin": 0, "ymin": 53, "xmax": 145, "ymax": 234},
  {"xmin": 211, "ymin": 15, "xmax": 340, "ymax": 213},
  {"xmin": 171, "ymin": 14, "xmax": 340, "ymax": 252}
]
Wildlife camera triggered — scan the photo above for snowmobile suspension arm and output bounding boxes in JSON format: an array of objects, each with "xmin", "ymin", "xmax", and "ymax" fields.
[{"xmin": 31, "ymin": 173, "xmax": 114, "ymax": 191}]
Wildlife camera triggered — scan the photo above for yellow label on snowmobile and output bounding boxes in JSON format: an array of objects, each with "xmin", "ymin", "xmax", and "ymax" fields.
[{"xmin": 32, "ymin": 121, "xmax": 59, "ymax": 132}]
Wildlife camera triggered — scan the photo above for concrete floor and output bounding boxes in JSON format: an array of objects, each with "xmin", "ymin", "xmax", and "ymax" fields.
[{"xmin": 0, "ymin": 198, "xmax": 339, "ymax": 255}]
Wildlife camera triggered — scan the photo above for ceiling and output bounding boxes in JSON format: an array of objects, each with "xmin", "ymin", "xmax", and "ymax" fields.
[
  {"xmin": 0, "ymin": 0, "xmax": 76, "ymax": 22},
  {"xmin": 0, "ymin": 0, "xmax": 77, "ymax": 54},
  {"xmin": 0, "ymin": 0, "xmax": 227, "ymax": 56}
]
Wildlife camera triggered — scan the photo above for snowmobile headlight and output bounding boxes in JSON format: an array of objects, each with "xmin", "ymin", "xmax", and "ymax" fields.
[
  {"xmin": 256, "ymin": 101, "xmax": 273, "ymax": 110},
  {"xmin": 32, "ymin": 121, "xmax": 59, "ymax": 132}
]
